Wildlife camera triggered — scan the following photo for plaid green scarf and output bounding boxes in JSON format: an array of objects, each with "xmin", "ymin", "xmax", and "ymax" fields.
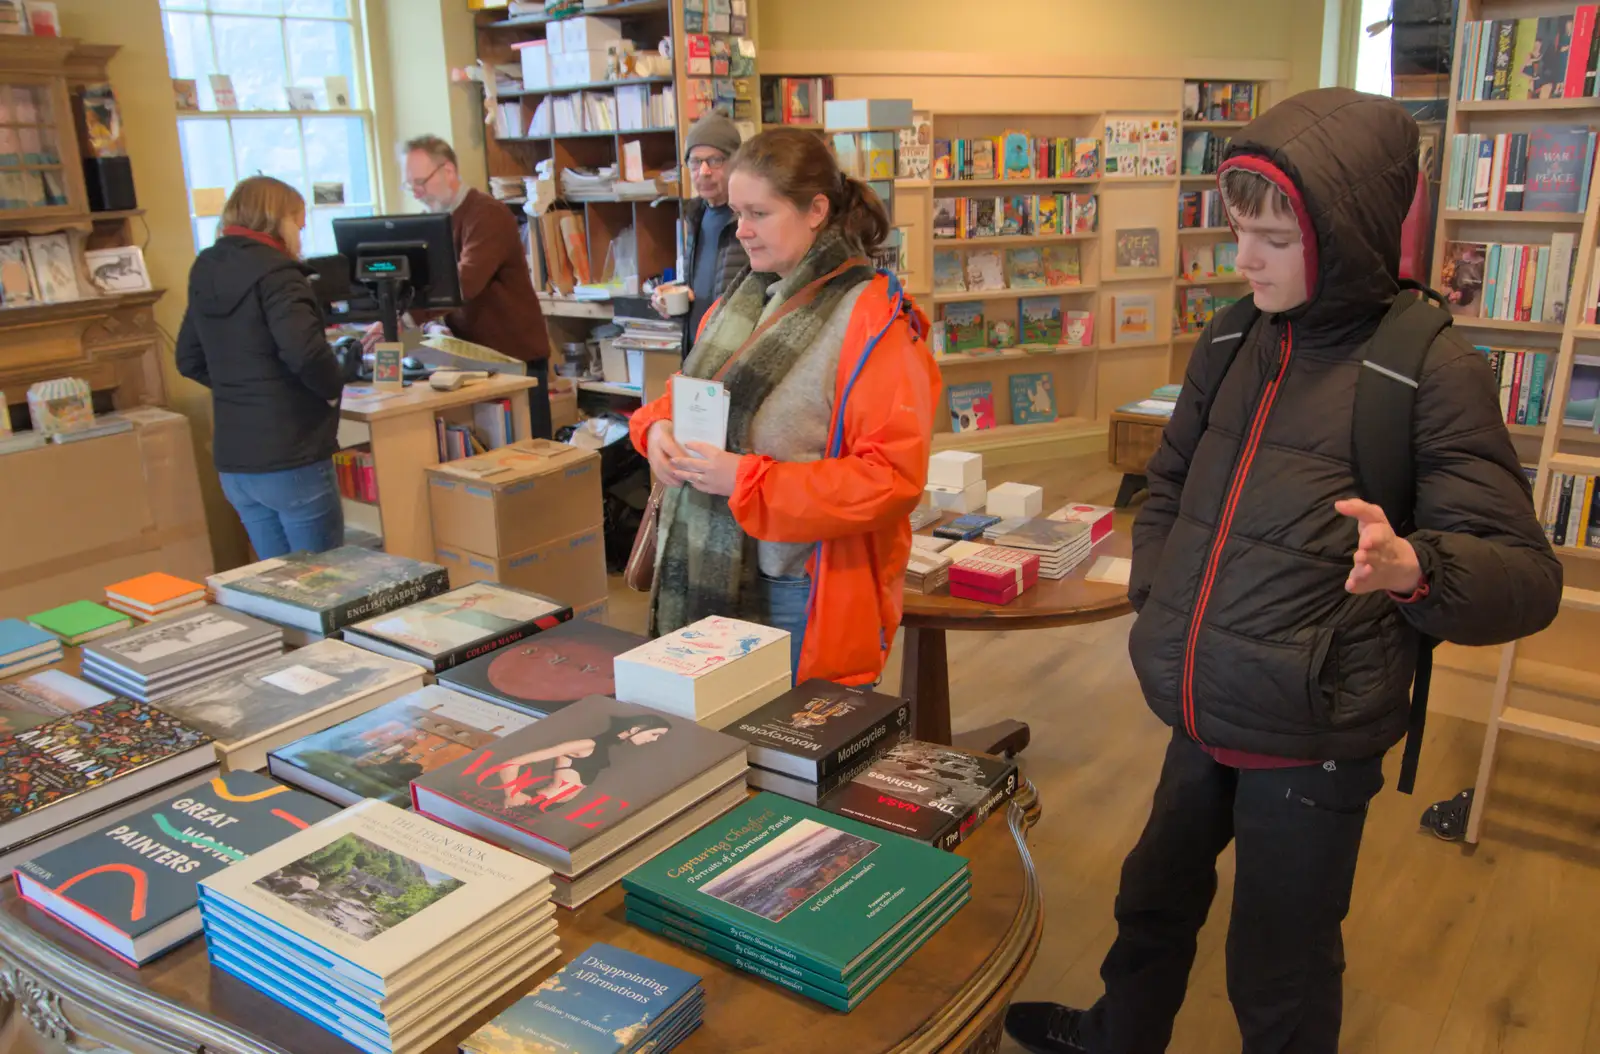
[{"xmin": 651, "ymin": 228, "xmax": 875, "ymax": 636}]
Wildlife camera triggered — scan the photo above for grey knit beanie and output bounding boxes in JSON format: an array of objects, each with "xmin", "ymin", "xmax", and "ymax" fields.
[{"xmin": 684, "ymin": 112, "xmax": 742, "ymax": 159}]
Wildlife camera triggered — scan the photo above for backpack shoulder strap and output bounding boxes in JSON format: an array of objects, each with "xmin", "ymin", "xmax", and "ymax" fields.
[{"xmin": 1191, "ymin": 295, "xmax": 1263, "ymax": 428}]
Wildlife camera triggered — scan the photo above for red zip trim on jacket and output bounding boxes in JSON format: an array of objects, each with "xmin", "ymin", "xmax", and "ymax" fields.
[{"xmin": 1180, "ymin": 322, "xmax": 1295, "ymax": 741}]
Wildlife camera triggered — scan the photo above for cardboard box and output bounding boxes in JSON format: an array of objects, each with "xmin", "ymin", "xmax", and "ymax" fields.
[
  {"xmin": 928, "ymin": 450, "xmax": 982, "ymax": 489},
  {"xmin": 551, "ymin": 49, "xmax": 611, "ymax": 86},
  {"xmin": 434, "ymin": 526, "xmax": 608, "ymax": 611},
  {"xmin": 925, "ymin": 480, "xmax": 986, "ymax": 514},
  {"xmin": 987, "ymin": 482, "xmax": 1043, "ymax": 520},
  {"xmin": 561, "ymin": 15, "xmax": 621, "ymax": 52},
  {"xmin": 549, "ymin": 378, "xmax": 580, "ymax": 431},
  {"xmin": 512, "ymin": 40, "xmax": 550, "ymax": 88},
  {"xmin": 426, "ymin": 438, "xmax": 601, "ymax": 557}
]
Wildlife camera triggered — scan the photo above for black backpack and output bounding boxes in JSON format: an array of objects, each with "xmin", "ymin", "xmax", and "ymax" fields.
[{"xmin": 1188, "ymin": 283, "xmax": 1453, "ymax": 793}]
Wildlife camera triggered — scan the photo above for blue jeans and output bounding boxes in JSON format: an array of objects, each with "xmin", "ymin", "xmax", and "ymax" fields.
[
  {"xmin": 219, "ymin": 461, "xmax": 344, "ymax": 559},
  {"xmin": 759, "ymin": 573, "xmax": 811, "ymax": 684}
]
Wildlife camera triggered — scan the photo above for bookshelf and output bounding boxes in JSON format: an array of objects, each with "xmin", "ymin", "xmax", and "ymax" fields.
[{"xmin": 1428, "ymin": 0, "xmax": 1600, "ymax": 843}]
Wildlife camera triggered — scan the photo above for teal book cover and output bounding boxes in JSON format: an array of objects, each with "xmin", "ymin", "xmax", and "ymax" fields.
[
  {"xmin": 621, "ymin": 792, "xmax": 967, "ymax": 978},
  {"xmin": 1009, "ymin": 373, "xmax": 1057, "ymax": 425}
]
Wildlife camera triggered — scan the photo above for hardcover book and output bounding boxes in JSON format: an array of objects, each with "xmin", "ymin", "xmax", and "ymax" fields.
[
  {"xmin": 412, "ymin": 696, "xmax": 748, "ymax": 874},
  {"xmin": 1064, "ymin": 310, "xmax": 1094, "ymax": 347},
  {"xmin": 0, "ymin": 671, "xmax": 115, "ymax": 737},
  {"xmin": 987, "ymin": 313, "xmax": 1017, "ymax": 350},
  {"xmin": 1005, "ymin": 248, "xmax": 1046, "ymax": 289},
  {"xmin": 81, "ymin": 608, "xmax": 283, "ymax": 694},
  {"xmin": 155, "ymin": 639, "xmax": 426, "ymax": 773},
  {"xmin": 1112, "ymin": 294, "xmax": 1157, "ymax": 343},
  {"xmin": 342, "ymin": 583, "xmax": 572, "ymax": 673},
  {"xmin": 1524, "ymin": 125, "xmax": 1590, "ymax": 212},
  {"xmin": 26, "ymin": 601, "xmax": 131, "ymax": 646},
  {"xmin": 214, "ymin": 546, "xmax": 450, "ymax": 635},
  {"xmin": 825, "ymin": 742, "xmax": 1020, "ymax": 851},
  {"xmin": 932, "ymin": 250, "xmax": 965, "ymax": 293},
  {"xmin": 14, "ymin": 770, "xmax": 340, "ymax": 963},
  {"xmin": 612, "ymin": 617, "xmax": 791, "ymax": 720},
  {"xmin": 104, "ymin": 573, "xmax": 205, "ymax": 618},
  {"xmin": 964, "ymin": 249, "xmax": 1006, "ymax": 292},
  {"xmin": 440, "ymin": 618, "xmax": 649, "ymax": 718},
  {"xmin": 1442, "ymin": 241, "xmax": 1488, "ymax": 316},
  {"xmin": 941, "ymin": 302, "xmax": 986, "ymax": 354},
  {"xmin": 1041, "ymin": 244, "xmax": 1081, "ymax": 286},
  {"xmin": 0, "ymin": 618, "xmax": 59, "ymax": 670},
  {"xmin": 461, "ymin": 943, "xmax": 701, "ymax": 1054},
  {"xmin": 268, "ymin": 685, "xmax": 538, "ymax": 807},
  {"xmin": 1009, "ymin": 372, "xmax": 1057, "ymax": 425},
  {"xmin": 727, "ymin": 680, "xmax": 910, "ymax": 782},
  {"xmin": 621, "ymin": 792, "xmax": 969, "ymax": 979},
  {"xmin": 1018, "ymin": 296, "xmax": 1062, "ymax": 345},
  {"xmin": 1114, "ymin": 227, "xmax": 1161, "ymax": 269},
  {"xmin": 948, "ymin": 382, "xmax": 996, "ymax": 432}
]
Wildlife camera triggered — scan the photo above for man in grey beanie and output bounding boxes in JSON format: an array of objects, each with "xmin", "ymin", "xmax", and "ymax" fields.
[{"xmin": 664, "ymin": 111, "xmax": 749, "ymax": 353}]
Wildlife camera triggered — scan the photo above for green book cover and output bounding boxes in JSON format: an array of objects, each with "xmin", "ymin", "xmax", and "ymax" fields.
[
  {"xmin": 27, "ymin": 601, "xmax": 131, "ymax": 645},
  {"xmin": 621, "ymin": 792, "xmax": 968, "ymax": 980}
]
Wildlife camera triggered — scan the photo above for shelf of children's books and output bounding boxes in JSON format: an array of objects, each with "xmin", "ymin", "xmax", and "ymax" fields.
[
  {"xmin": 1178, "ymin": 226, "xmax": 1233, "ymax": 235},
  {"xmin": 931, "ymin": 177, "xmax": 1099, "ymax": 190},
  {"xmin": 933, "ymin": 233, "xmax": 1099, "ymax": 249},
  {"xmin": 1456, "ymin": 98, "xmax": 1600, "ymax": 113},
  {"xmin": 1452, "ymin": 317, "xmax": 1565, "ymax": 334},
  {"xmin": 931, "ymin": 284, "xmax": 1100, "ymax": 305},
  {"xmin": 935, "ymin": 345, "xmax": 1097, "ymax": 367},
  {"xmin": 1176, "ymin": 275, "xmax": 1247, "ymax": 287},
  {"xmin": 1441, "ymin": 210, "xmax": 1585, "ymax": 224},
  {"xmin": 1183, "ymin": 120, "xmax": 1249, "ymax": 130}
]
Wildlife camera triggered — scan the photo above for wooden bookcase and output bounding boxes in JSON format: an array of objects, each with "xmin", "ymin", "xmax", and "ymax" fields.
[{"xmin": 1427, "ymin": 0, "xmax": 1600, "ymax": 841}]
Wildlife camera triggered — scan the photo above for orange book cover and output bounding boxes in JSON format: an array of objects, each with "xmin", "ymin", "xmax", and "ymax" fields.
[
  {"xmin": 105, "ymin": 572, "xmax": 204, "ymax": 608},
  {"xmin": 560, "ymin": 213, "xmax": 592, "ymax": 285}
]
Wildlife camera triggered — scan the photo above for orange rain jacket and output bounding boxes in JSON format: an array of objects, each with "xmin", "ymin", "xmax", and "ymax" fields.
[{"xmin": 630, "ymin": 273, "xmax": 943, "ymax": 685}]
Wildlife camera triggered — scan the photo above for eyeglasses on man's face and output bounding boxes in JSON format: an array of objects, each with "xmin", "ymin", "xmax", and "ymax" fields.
[
  {"xmin": 408, "ymin": 163, "xmax": 446, "ymax": 193},
  {"xmin": 686, "ymin": 153, "xmax": 727, "ymax": 172}
]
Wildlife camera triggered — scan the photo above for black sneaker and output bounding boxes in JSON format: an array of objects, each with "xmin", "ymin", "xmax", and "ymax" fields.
[{"xmin": 1004, "ymin": 1002, "xmax": 1091, "ymax": 1054}]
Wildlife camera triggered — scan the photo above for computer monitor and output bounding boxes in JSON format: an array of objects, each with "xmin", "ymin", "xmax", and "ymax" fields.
[{"xmin": 332, "ymin": 212, "xmax": 463, "ymax": 341}]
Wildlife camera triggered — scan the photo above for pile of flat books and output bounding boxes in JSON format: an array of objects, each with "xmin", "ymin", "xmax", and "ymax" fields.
[
  {"xmin": 0, "ymin": 693, "xmax": 217, "ymax": 871},
  {"xmin": 462, "ymin": 942, "xmax": 702, "ymax": 1054},
  {"xmin": 993, "ymin": 519, "xmax": 1094, "ymax": 580},
  {"xmin": 105, "ymin": 572, "xmax": 207, "ymax": 622},
  {"xmin": 613, "ymin": 616, "xmax": 791, "ymax": 727},
  {"xmin": 412, "ymin": 696, "xmax": 748, "ymax": 909},
  {"xmin": 198, "ymin": 800, "xmax": 559, "ymax": 1054},
  {"xmin": 982, "ymin": 516, "xmax": 1031, "ymax": 541},
  {"xmin": 79, "ymin": 607, "xmax": 283, "ymax": 703},
  {"xmin": 725, "ymin": 679, "xmax": 910, "ymax": 804},
  {"xmin": 622, "ymin": 793, "xmax": 971, "ymax": 1011},
  {"xmin": 156, "ymin": 639, "xmax": 426, "ymax": 772},
  {"xmin": 823, "ymin": 740, "xmax": 1020, "ymax": 851},
  {"xmin": 439, "ymin": 617, "xmax": 649, "ymax": 718},
  {"xmin": 267, "ymin": 684, "xmax": 538, "ymax": 807},
  {"xmin": 1046, "ymin": 501, "xmax": 1115, "ymax": 544},
  {"xmin": 904, "ymin": 549, "xmax": 952, "ymax": 595},
  {"xmin": 26, "ymin": 601, "xmax": 131, "ymax": 646},
  {"xmin": 212, "ymin": 547, "xmax": 450, "ymax": 643},
  {"xmin": 949, "ymin": 547, "xmax": 1040, "ymax": 604},
  {"xmin": 13, "ymin": 770, "xmax": 339, "ymax": 964},
  {"xmin": 0, "ymin": 618, "xmax": 61, "ymax": 677},
  {"xmin": 340, "ymin": 582, "xmax": 573, "ymax": 673}
]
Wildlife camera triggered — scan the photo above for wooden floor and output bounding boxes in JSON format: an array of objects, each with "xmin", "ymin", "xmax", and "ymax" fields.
[{"xmin": 605, "ymin": 453, "xmax": 1600, "ymax": 1054}]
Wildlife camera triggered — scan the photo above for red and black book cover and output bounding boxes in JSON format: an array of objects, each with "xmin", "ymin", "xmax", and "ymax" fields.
[{"xmin": 823, "ymin": 741, "xmax": 1020, "ymax": 852}]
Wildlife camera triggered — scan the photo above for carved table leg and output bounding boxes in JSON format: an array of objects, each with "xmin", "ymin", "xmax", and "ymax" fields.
[{"xmin": 902, "ymin": 626, "xmax": 1032, "ymax": 756}]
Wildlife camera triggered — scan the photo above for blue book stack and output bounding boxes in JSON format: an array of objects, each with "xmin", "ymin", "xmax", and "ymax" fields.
[
  {"xmin": 461, "ymin": 942, "xmax": 702, "ymax": 1054},
  {"xmin": 0, "ymin": 619, "xmax": 62, "ymax": 678}
]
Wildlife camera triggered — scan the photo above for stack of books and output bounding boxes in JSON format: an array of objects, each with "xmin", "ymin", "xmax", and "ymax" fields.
[
  {"xmin": 340, "ymin": 582, "xmax": 573, "ymax": 673},
  {"xmin": 198, "ymin": 800, "xmax": 560, "ymax": 1054},
  {"xmin": 462, "ymin": 942, "xmax": 702, "ymax": 1054},
  {"xmin": 26, "ymin": 601, "xmax": 132, "ymax": 646},
  {"xmin": 0, "ymin": 698, "xmax": 217, "ymax": 872},
  {"xmin": 823, "ymin": 741, "xmax": 1020, "ymax": 851},
  {"xmin": 212, "ymin": 547, "xmax": 450, "ymax": 644},
  {"xmin": 949, "ymin": 548, "xmax": 1041, "ymax": 604},
  {"xmin": 982, "ymin": 516, "xmax": 1031, "ymax": 541},
  {"xmin": 622, "ymin": 793, "xmax": 971, "ymax": 1011},
  {"xmin": 725, "ymin": 680, "xmax": 910, "ymax": 804},
  {"xmin": 105, "ymin": 573, "xmax": 207, "ymax": 622},
  {"xmin": 13, "ymin": 770, "xmax": 340, "ymax": 964},
  {"xmin": 268, "ymin": 685, "xmax": 538, "ymax": 807},
  {"xmin": 412, "ymin": 696, "xmax": 749, "ymax": 909},
  {"xmin": 613, "ymin": 616, "xmax": 791, "ymax": 728},
  {"xmin": 0, "ymin": 670, "xmax": 114, "ymax": 737},
  {"xmin": 80, "ymin": 608, "xmax": 284, "ymax": 703},
  {"xmin": 439, "ymin": 617, "xmax": 649, "ymax": 718},
  {"xmin": 932, "ymin": 513, "xmax": 999, "ymax": 541},
  {"xmin": 0, "ymin": 619, "xmax": 62, "ymax": 677},
  {"xmin": 904, "ymin": 549, "xmax": 952, "ymax": 595},
  {"xmin": 1047, "ymin": 502, "xmax": 1115, "ymax": 544},
  {"xmin": 156, "ymin": 639, "xmax": 426, "ymax": 772},
  {"xmin": 993, "ymin": 520, "xmax": 1094, "ymax": 580}
]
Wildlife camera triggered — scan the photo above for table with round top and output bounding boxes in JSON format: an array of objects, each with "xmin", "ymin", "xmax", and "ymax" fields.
[{"xmin": 901, "ymin": 527, "xmax": 1134, "ymax": 757}]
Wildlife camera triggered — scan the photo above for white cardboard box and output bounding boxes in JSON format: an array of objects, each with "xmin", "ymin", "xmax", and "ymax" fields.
[
  {"xmin": 926, "ymin": 480, "xmax": 986, "ymax": 514},
  {"xmin": 928, "ymin": 450, "xmax": 983, "ymax": 490},
  {"xmin": 551, "ymin": 50, "xmax": 611, "ymax": 87},
  {"xmin": 512, "ymin": 40, "xmax": 550, "ymax": 89},
  {"xmin": 987, "ymin": 482, "xmax": 1044, "ymax": 519},
  {"xmin": 561, "ymin": 15, "xmax": 622, "ymax": 53}
]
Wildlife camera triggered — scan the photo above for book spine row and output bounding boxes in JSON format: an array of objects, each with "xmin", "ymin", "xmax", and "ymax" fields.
[
  {"xmin": 1452, "ymin": 236, "xmax": 1577, "ymax": 323},
  {"xmin": 321, "ymin": 568, "xmax": 451, "ymax": 634},
  {"xmin": 931, "ymin": 136, "xmax": 1101, "ymax": 183},
  {"xmin": 1457, "ymin": 10, "xmax": 1600, "ymax": 102},
  {"xmin": 1480, "ymin": 347, "xmax": 1557, "ymax": 425},
  {"xmin": 932, "ymin": 193, "xmax": 1098, "ymax": 240},
  {"xmin": 332, "ymin": 450, "xmax": 376, "ymax": 503},
  {"xmin": 758, "ymin": 76, "xmax": 832, "ymax": 126},
  {"xmin": 1178, "ymin": 190, "xmax": 1228, "ymax": 229},
  {"xmin": 1543, "ymin": 471, "xmax": 1600, "ymax": 548},
  {"xmin": 1185, "ymin": 80, "xmax": 1258, "ymax": 122},
  {"xmin": 1177, "ymin": 287, "xmax": 1243, "ymax": 335},
  {"xmin": 1179, "ymin": 129, "xmax": 1232, "ymax": 177},
  {"xmin": 1446, "ymin": 130, "xmax": 1597, "ymax": 213}
]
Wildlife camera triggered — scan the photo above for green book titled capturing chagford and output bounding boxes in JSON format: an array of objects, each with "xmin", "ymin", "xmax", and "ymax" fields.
[{"xmin": 621, "ymin": 793, "xmax": 968, "ymax": 984}]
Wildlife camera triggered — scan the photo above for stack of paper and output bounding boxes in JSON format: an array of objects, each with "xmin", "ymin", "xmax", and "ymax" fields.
[
  {"xmin": 559, "ymin": 165, "xmax": 619, "ymax": 201},
  {"xmin": 614, "ymin": 312, "xmax": 684, "ymax": 354},
  {"xmin": 671, "ymin": 375, "xmax": 728, "ymax": 453},
  {"xmin": 982, "ymin": 516, "xmax": 1032, "ymax": 541},
  {"xmin": 994, "ymin": 519, "xmax": 1094, "ymax": 580},
  {"xmin": 905, "ymin": 549, "xmax": 952, "ymax": 595}
]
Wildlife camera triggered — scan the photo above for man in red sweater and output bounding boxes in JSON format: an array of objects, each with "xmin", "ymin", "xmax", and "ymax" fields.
[{"xmin": 365, "ymin": 135, "xmax": 552, "ymax": 437}]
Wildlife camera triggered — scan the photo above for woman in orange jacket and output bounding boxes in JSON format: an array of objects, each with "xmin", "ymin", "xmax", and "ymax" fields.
[{"xmin": 629, "ymin": 127, "xmax": 942, "ymax": 686}]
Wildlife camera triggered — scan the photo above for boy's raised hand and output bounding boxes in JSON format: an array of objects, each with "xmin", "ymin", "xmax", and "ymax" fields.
[{"xmin": 1335, "ymin": 498, "xmax": 1424, "ymax": 596}]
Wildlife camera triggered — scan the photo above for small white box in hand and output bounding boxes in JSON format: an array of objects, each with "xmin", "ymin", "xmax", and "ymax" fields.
[
  {"xmin": 925, "ymin": 480, "xmax": 987, "ymax": 514},
  {"xmin": 928, "ymin": 450, "xmax": 982, "ymax": 490},
  {"xmin": 987, "ymin": 482, "xmax": 1043, "ymax": 520},
  {"xmin": 671, "ymin": 375, "xmax": 729, "ymax": 454}
]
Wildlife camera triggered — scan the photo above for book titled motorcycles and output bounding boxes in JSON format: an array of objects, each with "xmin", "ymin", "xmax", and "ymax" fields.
[
  {"xmin": 198, "ymin": 799, "xmax": 557, "ymax": 1054},
  {"xmin": 13, "ymin": 770, "xmax": 339, "ymax": 964},
  {"xmin": 411, "ymin": 696, "xmax": 748, "ymax": 908},
  {"xmin": 822, "ymin": 740, "xmax": 1020, "ymax": 851},
  {"xmin": 621, "ymin": 792, "xmax": 970, "ymax": 1011},
  {"xmin": 724, "ymin": 680, "xmax": 911, "ymax": 804}
]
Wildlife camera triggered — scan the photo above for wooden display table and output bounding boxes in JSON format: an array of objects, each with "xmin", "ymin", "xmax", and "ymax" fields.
[
  {"xmin": 1106, "ymin": 410, "xmax": 1169, "ymax": 507},
  {"xmin": 902, "ymin": 525, "xmax": 1133, "ymax": 756},
  {"xmin": 0, "ymin": 788, "xmax": 1043, "ymax": 1054},
  {"xmin": 338, "ymin": 374, "xmax": 540, "ymax": 563}
]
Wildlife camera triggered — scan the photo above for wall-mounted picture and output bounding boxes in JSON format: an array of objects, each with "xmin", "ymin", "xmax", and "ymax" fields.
[
  {"xmin": 83, "ymin": 246, "xmax": 152, "ymax": 296},
  {"xmin": 26, "ymin": 233, "xmax": 80, "ymax": 302},
  {"xmin": 1115, "ymin": 227, "xmax": 1161, "ymax": 270}
]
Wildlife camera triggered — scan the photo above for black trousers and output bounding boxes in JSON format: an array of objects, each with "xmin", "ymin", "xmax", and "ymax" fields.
[
  {"xmin": 1077, "ymin": 729, "xmax": 1384, "ymax": 1054},
  {"xmin": 527, "ymin": 358, "xmax": 552, "ymax": 440}
]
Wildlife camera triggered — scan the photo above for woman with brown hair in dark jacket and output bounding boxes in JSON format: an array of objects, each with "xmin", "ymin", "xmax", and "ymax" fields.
[{"xmin": 176, "ymin": 176, "xmax": 345, "ymax": 558}]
